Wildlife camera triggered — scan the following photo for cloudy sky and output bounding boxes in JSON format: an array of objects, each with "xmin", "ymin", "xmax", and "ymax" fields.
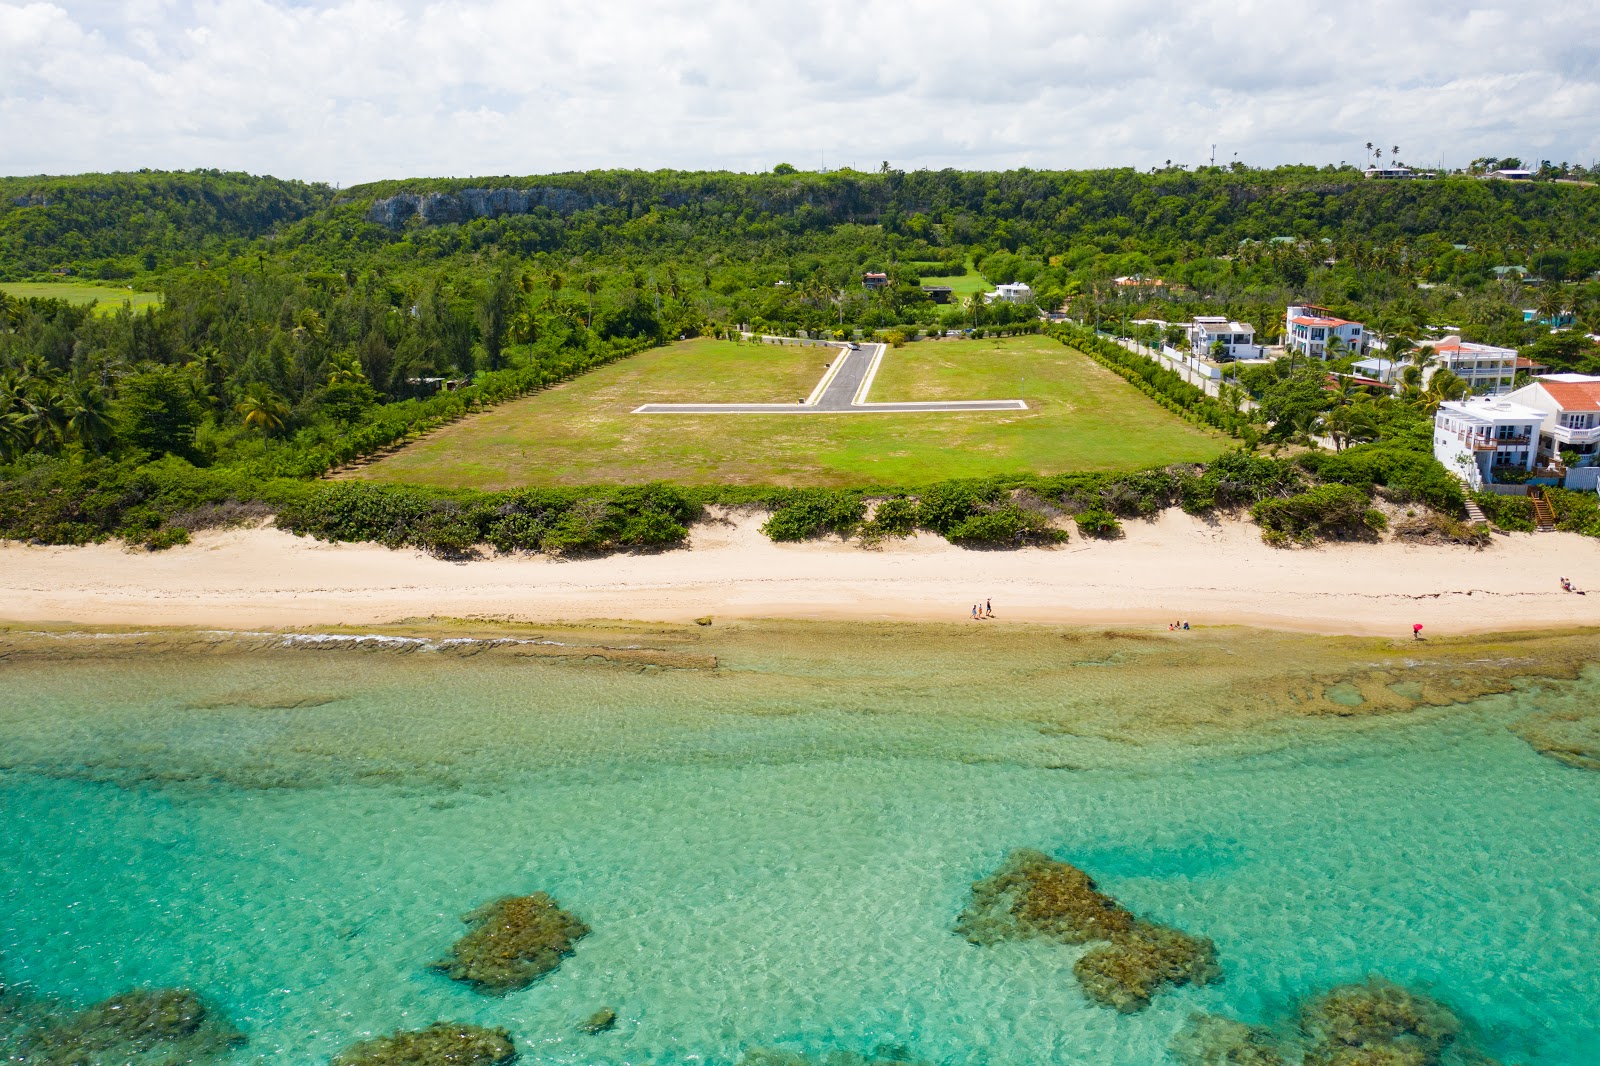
[{"xmin": 3, "ymin": 0, "xmax": 1597, "ymax": 185}]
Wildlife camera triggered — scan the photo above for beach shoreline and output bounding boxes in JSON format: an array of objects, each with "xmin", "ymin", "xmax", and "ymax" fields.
[{"xmin": 4, "ymin": 509, "xmax": 1600, "ymax": 637}]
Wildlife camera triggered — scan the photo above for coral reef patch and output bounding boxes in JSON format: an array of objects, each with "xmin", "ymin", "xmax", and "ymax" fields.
[
  {"xmin": 739, "ymin": 1046, "xmax": 927, "ymax": 1066},
  {"xmin": 1509, "ymin": 708, "xmax": 1600, "ymax": 771},
  {"xmin": 1172, "ymin": 977, "xmax": 1505, "ymax": 1066},
  {"xmin": 331, "ymin": 1022, "xmax": 517, "ymax": 1066},
  {"xmin": 0, "ymin": 986, "xmax": 243, "ymax": 1065},
  {"xmin": 431, "ymin": 892, "xmax": 590, "ymax": 995},
  {"xmin": 955, "ymin": 848, "xmax": 1220, "ymax": 1011},
  {"xmin": 577, "ymin": 1007, "xmax": 616, "ymax": 1034}
]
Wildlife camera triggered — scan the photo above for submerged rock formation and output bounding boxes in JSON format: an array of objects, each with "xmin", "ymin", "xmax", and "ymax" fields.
[
  {"xmin": 1172, "ymin": 978, "xmax": 1504, "ymax": 1066},
  {"xmin": 739, "ymin": 1047, "xmax": 927, "ymax": 1066},
  {"xmin": 431, "ymin": 892, "xmax": 590, "ymax": 995},
  {"xmin": 331, "ymin": 1022, "xmax": 516, "ymax": 1066},
  {"xmin": 955, "ymin": 849, "xmax": 1220, "ymax": 1012},
  {"xmin": 8, "ymin": 987, "xmax": 244, "ymax": 1065},
  {"xmin": 577, "ymin": 1006, "xmax": 617, "ymax": 1034},
  {"xmin": 1509, "ymin": 708, "xmax": 1600, "ymax": 771}
]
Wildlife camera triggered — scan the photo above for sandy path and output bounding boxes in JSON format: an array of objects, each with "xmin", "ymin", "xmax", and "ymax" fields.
[{"xmin": 4, "ymin": 510, "xmax": 1600, "ymax": 636}]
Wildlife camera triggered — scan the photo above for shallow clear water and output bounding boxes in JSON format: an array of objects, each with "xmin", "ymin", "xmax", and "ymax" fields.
[{"xmin": 0, "ymin": 627, "xmax": 1596, "ymax": 1064}]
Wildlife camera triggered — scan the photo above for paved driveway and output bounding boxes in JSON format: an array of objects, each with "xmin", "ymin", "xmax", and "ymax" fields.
[{"xmin": 633, "ymin": 343, "xmax": 1028, "ymax": 414}]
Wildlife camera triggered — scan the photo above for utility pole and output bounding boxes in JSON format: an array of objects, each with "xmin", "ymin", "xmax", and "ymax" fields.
[{"xmin": 1210, "ymin": 144, "xmax": 1216, "ymax": 167}]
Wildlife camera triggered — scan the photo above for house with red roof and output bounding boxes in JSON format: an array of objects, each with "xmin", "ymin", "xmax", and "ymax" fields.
[
  {"xmin": 1504, "ymin": 374, "xmax": 1600, "ymax": 467},
  {"xmin": 1285, "ymin": 304, "xmax": 1367, "ymax": 359},
  {"xmin": 1425, "ymin": 336, "xmax": 1519, "ymax": 395}
]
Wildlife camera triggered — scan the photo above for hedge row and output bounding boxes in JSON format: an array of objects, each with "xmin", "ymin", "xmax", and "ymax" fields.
[
  {"xmin": 245, "ymin": 336, "xmax": 661, "ymax": 480},
  {"xmin": 1049, "ymin": 324, "xmax": 1258, "ymax": 442}
]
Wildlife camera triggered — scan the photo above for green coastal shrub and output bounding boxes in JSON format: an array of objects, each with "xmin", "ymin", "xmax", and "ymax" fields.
[
  {"xmin": 945, "ymin": 504, "xmax": 1064, "ymax": 546},
  {"xmin": 1471, "ymin": 492, "xmax": 1536, "ymax": 533},
  {"xmin": 913, "ymin": 481, "xmax": 1002, "ymax": 534},
  {"xmin": 1299, "ymin": 443, "xmax": 1463, "ymax": 512},
  {"xmin": 861, "ymin": 495, "xmax": 918, "ymax": 540},
  {"xmin": 1251, "ymin": 484, "xmax": 1387, "ymax": 545},
  {"xmin": 1549, "ymin": 488, "xmax": 1600, "ymax": 536},
  {"xmin": 1073, "ymin": 508, "xmax": 1123, "ymax": 538},
  {"xmin": 759, "ymin": 489, "xmax": 865, "ymax": 541}
]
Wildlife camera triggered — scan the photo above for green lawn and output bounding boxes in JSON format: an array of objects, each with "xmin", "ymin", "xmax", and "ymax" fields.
[
  {"xmin": 915, "ymin": 270, "xmax": 991, "ymax": 297},
  {"xmin": 0, "ymin": 281, "xmax": 162, "ymax": 315},
  {"xmin": 356, "ymin": 335, "xmax": 1227, "ymax": 489}
]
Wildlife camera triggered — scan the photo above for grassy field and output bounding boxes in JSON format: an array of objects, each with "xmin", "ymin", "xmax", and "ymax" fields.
[
  {"xmin": 356, "ymin": 334, "xmax": 1227, "ymax": 489},
  {"xmin": 0, "ymin": 280, "xmax": 162, "ymax": 314},
  {"xmin": 915, "ymin": 269, "xmax": 991, "ymax": 297}
]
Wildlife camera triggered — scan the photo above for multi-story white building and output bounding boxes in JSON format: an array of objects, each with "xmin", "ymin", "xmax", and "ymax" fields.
[
  {"xmin": 1503, "ymin": 374, "xmax": 1600, "ymax": 464},
  {"xmin": 1426, "ymin": 336, "xmax": 1518, "ymax": 395},
  {"xmin": 1432, "ymin": 397, "xmax": 1544, "ymax": 488},
  {"xmin": 987, "ymin": 282, "xmax": 1034, "ymax": 304},
  {"xmin": 1187, "ymin": 316, "xmax": 1260, "ymax": 360},
  {"xmin": 1285, "ymin": 304, "xmax": 1367, "ymax": 359}
]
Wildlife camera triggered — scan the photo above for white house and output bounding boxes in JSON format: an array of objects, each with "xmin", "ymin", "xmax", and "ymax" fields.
[
  {"xmin": 1425, "ymin": 336, "xmax": 1519, "ymax": 395},
  {"xmin": 1432, "ymin": 397, "xmax": 1544, "ymax": 489},
  {"xmin": 1187, "ymin": 316, "xmax": 1261, "ymax": 360},
  {"xmin": 1352, "ymin": 357, "xmax": 1399, "ymax": 383},
  {"xmin": 1285, "ymin": 304, "xmax": 1367, "ymax": 359},
  {"xmin": 1502, "ymin": 374, "xmax": 1600, "ymax": 465},
  {"xmin": 986, "ymin": 282, "xmax": 1034, "ymax": 304}
]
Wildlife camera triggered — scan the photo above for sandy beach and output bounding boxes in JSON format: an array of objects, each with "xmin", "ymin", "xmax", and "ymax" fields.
[{"xmin": 5, "ymin": 509, "xmax": 1600, "ymax": 636}]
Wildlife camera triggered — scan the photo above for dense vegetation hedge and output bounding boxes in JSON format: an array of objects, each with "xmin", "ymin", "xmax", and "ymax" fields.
[{"xmin": 1050, "ymin": 325, "xmax": 1258, "ymax": 443}]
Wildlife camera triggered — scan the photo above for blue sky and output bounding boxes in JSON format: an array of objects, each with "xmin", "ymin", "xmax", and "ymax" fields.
[{"xmin": 2, "ymin": 0, "xmax": 1596, "ymax": 184}]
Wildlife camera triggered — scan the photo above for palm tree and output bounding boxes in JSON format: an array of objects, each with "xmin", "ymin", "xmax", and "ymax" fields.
[
  {"xmin": 581, "ymin": 274, "xmax": 599, "ymax": 329},
  {"xmin": 1323, "ymin": 402, "xmax": 1379, "ymax": 451},
  {"xmin": 61, "ymin": 381, "xmax": 115, "ymax": 454},
  {"xmin": 236, "ymin": 385, "xmax": 290, "ymax": 434},
  {"xmin": 1415, "ymin": 369, "xmax": 1468, "ymax": 413}
]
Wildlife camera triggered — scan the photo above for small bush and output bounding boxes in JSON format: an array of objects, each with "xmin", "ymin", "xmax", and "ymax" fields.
[
  {"xmin": 1074, "ymin": 508, "xmax": 1123, "ymax": 539},
  {"xmin": 860, "ymin": 495, "xmax": 918, "ymax": 541},
  {"xmin": 1251, "ymin": 484, "xmax": 1386, "ymax": 545},
  {"xmin": 945, "ymin": 505, "xmax": 1064, "ymax": 545},
  {"xmin": 1472, "ymin": 492, "xmax": 1536, "ymax": 533},
  {"xmin": 141, "ymin": 525, "xmax": 191, "ymax": 551},
  {"xmin": 760, "ymin": 489, "xmax": 865, "ymax": 541}
]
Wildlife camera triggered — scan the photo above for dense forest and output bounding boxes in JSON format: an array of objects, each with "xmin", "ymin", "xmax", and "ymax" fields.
[{"xmin": 3, "ymin": 164, "xmax": 1600, "ymax": 552}]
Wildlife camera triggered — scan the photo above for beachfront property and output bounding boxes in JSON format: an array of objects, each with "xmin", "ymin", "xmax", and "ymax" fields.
[
  {"xmin": 1503, "ymin": 374, "xmax": 1600, "ymax": 466},
  {"xmin": 1186, "ymin": 316, "xmax": 1261, "ymax": 360},
  {"xmin": 1426, "ymin": 336, "xmax": 1519, "ymax": 395},
  {"xmin": 1353, "ymin": 357, "xmax": 1399, "ymax": 383},
  {"xmin": 1285, "ymin": 304, "xmax": 1367, "ymax": 359},
  {"xmin": 985, "ymin": 282, "xmax": 1034, "ymax": 304},
  {"xmin": 1432, "ymin": 397, "xmax": 1544, "ymax": 488},
  {"xmin": 862, "ymin": 272, "xmax": 889, "ymax": 289}
]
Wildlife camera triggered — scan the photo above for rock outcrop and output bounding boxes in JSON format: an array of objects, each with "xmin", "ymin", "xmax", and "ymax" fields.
[
  {"xmin": 367, "ymin": 187, "xmax": 603, "ymax": 228},
  {"xmin": 331, "ymin": 1022, "xmax": 516, "ymax": 1066},
  {"xmin": 9, "ymin": 987, "xmax": 244, "ymax": 1065},
  {"xmin": 431, "ymin": 892, "xmax": 590, "ymax": 995},
  {"xmin": 1172, "ymin": 978, "xmax": 1504, "ymax": 1066},
  {"xmin": 956, "ymin": 849, "xmax": 1220, "ymax": 1011},
  {"xmin": 1509, "ymin": 708, "xmax": 1600, "ymax": 771}
]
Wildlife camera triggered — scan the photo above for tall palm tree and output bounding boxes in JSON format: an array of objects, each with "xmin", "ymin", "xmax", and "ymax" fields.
[
  {"xmin": 236, "ymin": 385, "xmax": 289, "ymax": 434},
  {"xmin": 581, "ymin": 274, "xmax": 599, "ymax": 329},
  {"xmin": 61, "ymin": 381, "xmax": 115, "ymax": 454}
]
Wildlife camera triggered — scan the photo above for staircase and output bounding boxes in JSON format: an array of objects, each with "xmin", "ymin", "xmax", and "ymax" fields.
[
  {"xmin": 1529, "ymin": 487, "xmax": 1557, "ymax": 532},
  {"xmin": 1463, "ymin": 498, "xmax": 1488, "ymax": 525}
]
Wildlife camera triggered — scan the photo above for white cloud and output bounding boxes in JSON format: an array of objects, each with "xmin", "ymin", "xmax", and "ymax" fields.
[{"xmin": 0, "ymin": 0, "xmax": 1596, "ymax": 183}]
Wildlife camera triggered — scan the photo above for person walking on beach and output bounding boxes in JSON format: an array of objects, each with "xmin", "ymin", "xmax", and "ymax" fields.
[
  {"xmin": 1412, "ymin": 623, "xmax": 1424, "ymax": 640},
  {"xmin": 985, "ymin": 598, "xmax": 993, "ymax": 618},
  {"xmin": 971, "ymin": 604, "xmax": 980, "ymax": 621}
]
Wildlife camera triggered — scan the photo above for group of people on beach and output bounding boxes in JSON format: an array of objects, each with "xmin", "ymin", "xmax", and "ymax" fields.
[
  {"xmin": 1168, "ymin": 620, "xmax": 1190, "ymax": 631},
  {"xmin": 1560, "ymin": 576, "xmax": 1585, "ymax": 594},
  {"xmin": 970, "ymin": 599, "xmax": 994, "ymax": 620}
]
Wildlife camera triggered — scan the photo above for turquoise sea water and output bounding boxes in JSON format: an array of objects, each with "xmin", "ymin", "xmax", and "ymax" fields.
[{"xmin": 0, "ymin": 629, "xmax": 1597, "ymax": 1064}]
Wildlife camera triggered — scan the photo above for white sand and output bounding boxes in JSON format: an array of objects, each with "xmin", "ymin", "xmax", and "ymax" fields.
[{"xmin": 4, "ymin": 510, "xmax": 1599, "ymax": 636}]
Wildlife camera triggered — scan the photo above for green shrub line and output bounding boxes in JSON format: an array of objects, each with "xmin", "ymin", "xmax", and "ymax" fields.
[
  {"xmin": 248, "ymin": 335, "xmax": 661, "ymax": 480},
  {"xmin": 0, "ymin": 443, "xmax": 1486, "ymax": 555},
  {"xmin": 1048, "ymin": 324, "xmax": 1259, "ymax": 444}
]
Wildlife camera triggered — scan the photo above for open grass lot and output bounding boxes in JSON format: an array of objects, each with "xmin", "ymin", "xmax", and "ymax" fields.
[
  {"xmin": 357, "ymin": 334, "xmax": 1228, "ymax": 489},
  {"xmin": 915, "ymin": 271, "xmax": 990, "ymax": 297},
  {"xmin": 0, "ymin": 280, "xmax": 162, "ymax": 314}
]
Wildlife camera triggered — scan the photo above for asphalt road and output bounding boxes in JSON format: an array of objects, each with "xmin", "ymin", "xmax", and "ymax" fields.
[{"xmin": 633, "ymin": 343, "xmax": 1028, "ymax": 415}]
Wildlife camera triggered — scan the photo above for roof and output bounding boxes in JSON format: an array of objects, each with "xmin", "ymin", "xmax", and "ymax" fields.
[
  {"xmin": 1290, "ymin": 315, "xmax": 1359, "ymax": 327},
  {"xmin": 1538, "ymin": 379, "xmax": 1600, "ymax": 411},
  {"xmin": 1513, "ymin": 356, "xmax": 1548, "ymax": 369},
  {"xmin": 1438, "ymin": 397, "xmax": 1547, "ymax": 421}
]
